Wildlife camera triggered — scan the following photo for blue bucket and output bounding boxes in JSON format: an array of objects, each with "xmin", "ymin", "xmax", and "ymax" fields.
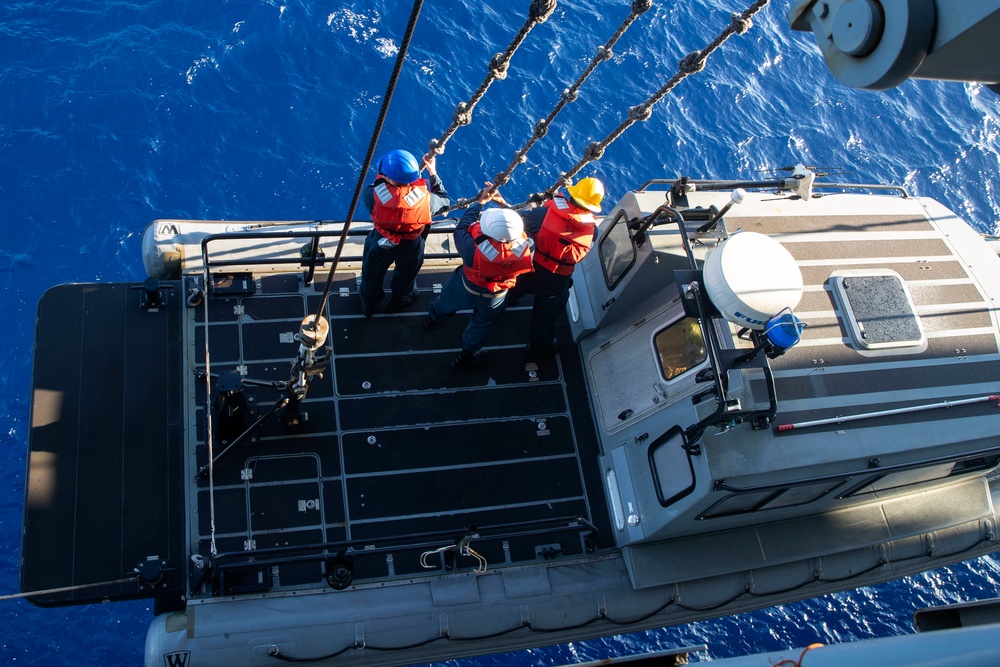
[{"xmin": 765, "ymin": 312, "xmax": 804, "ymax": 349}]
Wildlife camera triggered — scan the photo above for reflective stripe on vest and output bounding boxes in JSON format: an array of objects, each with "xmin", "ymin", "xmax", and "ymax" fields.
[
  {"xmin": 476, "ymin": 238, "xmax": 500, "ymax": 261},
  {"xmin": 374, "ymin": 182, "xmax": 392, "ymax": 205}
]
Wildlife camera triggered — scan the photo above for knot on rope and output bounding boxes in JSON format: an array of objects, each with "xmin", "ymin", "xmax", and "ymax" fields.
[
  {"xmin": 679, "ymin": 51, "xmax": 705, "ymax": 74},
  {"xmin": 489, "ymin": 52, "xmax": 510, "ymax": 80},
  {"xmin": 584, "ymin": 142, "xmax": 606, "ymax": 161},
  {"xmin": 627, "ymin": 104, "xmax": 652, "ymax": 122},
  {"xmin": 632, "ymin": 0, "xmax": 653, "ymax": 14},
  {"xmin": 454, "ymin": 103, "xmax": 472, "ymax": 126},
  {"xmin": 526, "ymin": 191, "xmax": 548, "ymax": 207},
  {"xmin": 596, "ymin": 45, "xmax": 613, "ymax": 62},
  {"xmin": 555, "ymin": 173, "xmax": 572, "ymax": 190},
  {"xmin": 493, "ymin": 173, "xmax": 511, "ymax": 187},
  {"xmin": 534, "ymin": 118, "xmax": 550, "ymax": 139},
  {"xmin": 529, "ymin": 0, "xmax": 558, "ymax": 22},
  {"xmin": 561, "ymin": 87, "xmax": 579, "ymax": 103},
  {"xmin": 427, "ymin": 138, "xmax": 443, "ymax": 155},
  {"xmin": 731, "ymin": 13, "xmax": 753, "ymax": 34}
]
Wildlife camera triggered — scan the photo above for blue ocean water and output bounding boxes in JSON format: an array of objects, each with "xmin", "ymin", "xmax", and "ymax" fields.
[{"xmin": 2, "ymin": 1, "xmax": 999, "ymax": 665}]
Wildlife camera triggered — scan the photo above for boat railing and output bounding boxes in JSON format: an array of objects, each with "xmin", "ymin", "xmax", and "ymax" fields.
[
  {"xmin": 637, "ymin": 177, "xmax": 910, "ymax": 198},
  {"xmin": 198, "ymin": 225, "xmax": 463, "ymax": 287},
  {"xmin": 203, "ymin": 515, "xmax": 599, "ymax": 594}
]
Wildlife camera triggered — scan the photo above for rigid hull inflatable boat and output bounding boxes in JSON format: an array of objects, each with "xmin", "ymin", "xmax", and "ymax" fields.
[{"xmin": 22, "ymin": 169, "xmax": 1000, "ymax": 666}]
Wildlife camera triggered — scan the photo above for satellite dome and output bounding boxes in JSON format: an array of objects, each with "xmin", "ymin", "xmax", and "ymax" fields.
[{"xmin": 703, "ymin": 232, "xmax": 803, "ymax": 330}]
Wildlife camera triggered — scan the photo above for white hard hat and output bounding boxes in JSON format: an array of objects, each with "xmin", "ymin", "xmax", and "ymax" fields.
[{"xmin": 479, "ymin": 208, "xmax": 523, "ymax": 242}]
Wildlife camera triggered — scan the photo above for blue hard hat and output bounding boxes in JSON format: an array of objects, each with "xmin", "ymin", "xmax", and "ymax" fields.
[{"xmin": 377, "ymin": 149, "xmax": 420, "ymax": 184}]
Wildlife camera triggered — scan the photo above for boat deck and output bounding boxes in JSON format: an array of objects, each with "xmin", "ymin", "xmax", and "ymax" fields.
[{"xmin": 191, "ymin": 266, "xmax": 613, "ymax": 593}]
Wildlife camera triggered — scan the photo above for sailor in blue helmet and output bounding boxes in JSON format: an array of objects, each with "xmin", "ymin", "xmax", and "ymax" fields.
[{"xmin": 360, "ymin": 149, "xmax": 451, "ymax": 317}]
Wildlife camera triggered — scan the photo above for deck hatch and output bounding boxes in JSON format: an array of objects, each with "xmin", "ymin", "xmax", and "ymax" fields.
[{"xmin": 830, "ymin": 269, "xmax": 925, "ymax": 350}]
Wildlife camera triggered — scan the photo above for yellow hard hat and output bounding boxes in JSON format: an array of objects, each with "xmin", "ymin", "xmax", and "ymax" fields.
[{"xmin": 565, "ymin": 177, "xmax": 604, "ymax": 213}]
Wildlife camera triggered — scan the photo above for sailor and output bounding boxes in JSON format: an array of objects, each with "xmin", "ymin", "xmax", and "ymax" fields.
[
  {"xmin": 506, "ymin": 177, "xmax": 604, "ymax": 355},
  {"xmin": 425, "ymin": 183, "xmax": 534, "ymax": 370},
  {"xmin": 360, "ymin": 149, "xmax": 451, "ymax": 317}
]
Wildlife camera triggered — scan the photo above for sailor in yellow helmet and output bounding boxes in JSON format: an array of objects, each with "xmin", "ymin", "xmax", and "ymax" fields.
[{"xmin": 506, "ymin": 176, "xmax": 604, "ymax": 355}]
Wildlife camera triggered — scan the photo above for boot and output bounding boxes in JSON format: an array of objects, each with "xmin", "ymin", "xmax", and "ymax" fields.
[
  {"xmin": 385, "ymin": 289, "xmax": 419, "ymax": 312},
  {"xmin": 451, "ymin": 348, "xmax": 488, "ymax": 370}
]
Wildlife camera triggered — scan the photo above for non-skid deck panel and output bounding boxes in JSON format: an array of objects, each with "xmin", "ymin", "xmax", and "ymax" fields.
[
  {"xmin": 335, "ymin": 347, "xmax": 560, "ymax": 395},
  {"xmin": 736, "ymin": 213, "xmax": 935, "ymax": 235},
  {"xmin": 772, "ymin": 333, "xmax": 1000, "ymax": 370},
  {"xmin": 343, "ymin": 499, "xmax": 589, "ymax": 542},
  {"xmin": 347, "ymin": 457, "xmax": 586, "ymax": 521},
  {"xmin": 320, "ymin": 266, "xmax": 459, "ymax": 317},
  {"xmin": 24, "ymin": 283, "xmax": 184, "ymax": 604},
  {"xmin": 785, "ymin": 238, "xmax": 953, "ymax": 261},
  {"xmin": 342, "ymin": 417, "xmax": 576, "ymax": 475},
  {"xmin": 774, "ymin": 358, "xmax": 1000, "ymax": 402},
  {"xmin": 191, "ymin": 278, "xmax": 613, "ymax": 585},
  {"xmin": 338, "ymin": 384, "xmax": 570, "ymax": 431},
  {"xmin": 799, "ymin": 260, "xmax": 972, "ymax": 284},
  {"xmin": 197, "ymin": 475, "xmax": 346, "ymax": 538},
  {"xmin": 330, "ymin": 305, "xmax": 537, "ymax": 355}
]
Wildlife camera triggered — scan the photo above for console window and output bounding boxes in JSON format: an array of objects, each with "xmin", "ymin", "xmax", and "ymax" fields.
[
  {"xmin": 599, "ymin": 211, "xmax": 636, "ymax": 289},
  {"xmin": 654, "ymin": 316, "xmax": 707, "ymax": 381}
]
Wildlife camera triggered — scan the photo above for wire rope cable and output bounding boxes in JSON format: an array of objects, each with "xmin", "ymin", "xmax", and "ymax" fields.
[
  {"xmin": 426, "ymin": 0, "xmax": 557, "ymax": 159},
  {"xmin": 443, "ymin": 0, "xmax": 654, "ymax": 213},
  {"xmin": 509, "ymin": 0, "xmax": 772, "ymax": 209}
]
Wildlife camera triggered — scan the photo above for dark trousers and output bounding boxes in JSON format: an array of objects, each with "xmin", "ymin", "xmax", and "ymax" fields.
[
  {"xmin": 359, "ymin": 230, "xmax": 424, "ymax": 304},
  {"xmin": 506, "ymin": 267, "xmax": 571, "ymax": 349},
  {"xmin": 427, "ymin": 267, "xmax": 507, "ymax": 352}
]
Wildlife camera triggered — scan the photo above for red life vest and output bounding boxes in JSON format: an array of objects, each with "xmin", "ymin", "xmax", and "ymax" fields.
[
  {"xmin": 462, "ymin": 222, "xmax": 535, "ymax": 293},
  {"xmin": 370, "ymin": 177, "xmax": 432, "ymax": 243},
  {"xmin": 533, "ymin": 195, "xmax": 597, "ymax": 276}
]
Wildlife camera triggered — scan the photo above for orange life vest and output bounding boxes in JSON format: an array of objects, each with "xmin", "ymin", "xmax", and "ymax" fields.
[
  {"xmin": 370, "ymin": 177, "xmax": 432, "ymax": 243},
  {"xmin": 462, "ymin": 222, "xmax": 534, "ymax": 293},
  {"xmin": 533, "ymin": 195, "xmax": 597, "ymax": 276}
]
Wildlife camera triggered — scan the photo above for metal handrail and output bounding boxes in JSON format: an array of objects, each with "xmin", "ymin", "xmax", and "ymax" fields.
[
  {"xmin": 198, "ymin": 226, "xmax": 461, "ymax": 285},
  {"xmin": 637, "ymin": 177, "xmax": 910, "ymax": 198},
  {"xmin": 210, "ymin": 515, "xmax": 599, "ymax": 569},
  {"xmin": 636, "ymin": 202, "xmax": 780, "ymax": 445}
]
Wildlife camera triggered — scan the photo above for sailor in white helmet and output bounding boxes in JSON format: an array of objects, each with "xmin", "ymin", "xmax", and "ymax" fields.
[{"xmin": 425, "ymin": 183, "xmax": 534, "ymax": 370}]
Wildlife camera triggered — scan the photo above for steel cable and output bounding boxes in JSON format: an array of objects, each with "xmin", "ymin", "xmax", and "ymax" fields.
[
  {"xmin": 441, "ymin": 0, "xmax": 654, "ymax": 214},
  {"xmin": 426, "ymin": 0, "xmax": 558, "ymax": 159},
  {"xmin": 509, "ymin": 0, "xmax": 771, "ymax": 210}
]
